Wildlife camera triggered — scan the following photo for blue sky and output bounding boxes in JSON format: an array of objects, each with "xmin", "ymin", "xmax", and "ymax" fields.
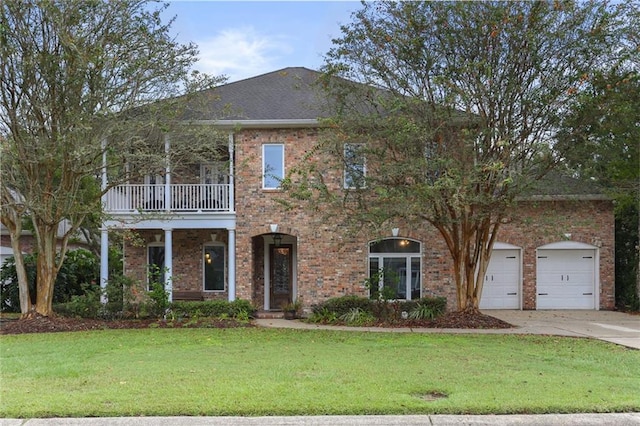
[{"xmin": 162, "ymin": 1, "xmax": 361, "ymax": 82}]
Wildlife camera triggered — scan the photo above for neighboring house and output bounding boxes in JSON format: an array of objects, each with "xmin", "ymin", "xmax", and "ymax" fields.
[
  {"xmin": 100, "ymin": 67, "xmax": 614, "ymax": 312},
  {"xmin": 0, "ymin": 221, "xmax": 89, "ymax": 267}
]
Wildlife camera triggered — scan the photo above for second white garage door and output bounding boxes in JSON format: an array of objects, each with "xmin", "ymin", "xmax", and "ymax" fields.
[
  {"xmin": 479, "ymin": 246, "xmax": 521, "ymax": 310},
  {"xmin": 536, "ymin": 244, "xmax": 597, "ymax": 310}
]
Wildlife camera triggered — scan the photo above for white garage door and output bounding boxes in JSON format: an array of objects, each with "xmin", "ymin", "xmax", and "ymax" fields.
[
  {"xmin": 537, "ymin": 248, "xmax": 596, "ymax": 309},
  {"xmin": 480, "ymin": 248, "xmax": 520, "ymax": 309}
]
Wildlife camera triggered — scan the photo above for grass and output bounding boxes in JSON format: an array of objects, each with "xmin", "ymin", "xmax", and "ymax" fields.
[{"xmin": 1, "ymin": 328, "xmax": 639, "ymax": 417}]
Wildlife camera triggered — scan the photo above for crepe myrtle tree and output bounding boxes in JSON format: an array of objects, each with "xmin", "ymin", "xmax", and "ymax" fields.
[
  {"xmin": 0, "ymin": 0, "xmax": 226, "ymax": 318},
  {"xmin": 285, "ymin": 1, "xmax": 626, "ymax": 312}
]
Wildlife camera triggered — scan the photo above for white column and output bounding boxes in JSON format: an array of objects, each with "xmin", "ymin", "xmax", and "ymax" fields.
[
  {"xmin": 100, "ymin": 138, "xmax": 109, "ymax": 304},
  {"xmin": 100, "ymin": 228, "xmax": 109, "ymax": 304},
  {"xmin": 164, "ymin": 228, "xmax": 173, "ymax": 302},
  {"xmin": 228, "ymin": 132, "xmax": 235, "ymax": 213},
  {"xmin": 164, "ymin": 134, "xmax": 171, "ymax": 211},
  {"xmin": 228, "ymin": 228, "xmax": 236, "ymax": 301}
]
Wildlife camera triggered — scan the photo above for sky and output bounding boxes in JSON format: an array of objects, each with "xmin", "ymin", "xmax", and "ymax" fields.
[{"xmin": 161, "ymin": 1, "xmax": 362, "ymax": 83}]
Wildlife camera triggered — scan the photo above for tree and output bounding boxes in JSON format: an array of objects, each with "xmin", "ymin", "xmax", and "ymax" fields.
[
  {"xmin": 288, "ymin": 1, "xmax": 625, "ymax": 312},
  {"xmin": 556, "ymin": 2, "xmax": 640, "ymax": 309},
  {"xmin": 0, "ymin": 0, "xmax": 225, "ymax": 317}
]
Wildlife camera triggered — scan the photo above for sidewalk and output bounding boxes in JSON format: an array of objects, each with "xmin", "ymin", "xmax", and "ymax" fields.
[{"xmin": 3, "ymin": 413, "xmax": 640, "ymax": 425}]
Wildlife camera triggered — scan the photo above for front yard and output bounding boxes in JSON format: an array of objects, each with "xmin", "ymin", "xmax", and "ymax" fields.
[{"xmin": 1, "ymin": 328, "xmax": 639, "ymax": 418}]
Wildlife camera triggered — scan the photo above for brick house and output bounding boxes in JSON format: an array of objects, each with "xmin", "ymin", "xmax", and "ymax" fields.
[{"xmin": 99, "ymin": 67, "xmax": 614, "ymax": 313}]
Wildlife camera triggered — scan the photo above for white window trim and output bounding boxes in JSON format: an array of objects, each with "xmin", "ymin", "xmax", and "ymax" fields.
[
  {"xmin": 368, "ymin": 238, "xmax": 422, "ymax": 301},
  {"xmin": 203, "ymin": 242, "xmax": 226, "ymax": 292},
  {"xmin": 262, "ymin": 144, "xmax": 285, "ymax": 190}
]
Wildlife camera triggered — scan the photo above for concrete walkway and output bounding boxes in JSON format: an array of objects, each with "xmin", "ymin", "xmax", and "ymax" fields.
[
  {"xmin": 255, "ymin": 309, "xmax": 640, "ymax": 349},
  {"xmin": 2, "ymin": 413, "xmax": 640, "ymax": 426}
]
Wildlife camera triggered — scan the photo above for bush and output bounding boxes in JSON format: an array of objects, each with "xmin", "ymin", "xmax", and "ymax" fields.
[
  {"xmin": 0, "ymin": 249, "xmax": 100, "ymax": 312},
  {"xmin": 170, "ymin": 299, "xmax": 255, "ymax": 319},
  {"xmin": 53, "ymin": 284, "xmax": 102, "ymax": 318},
  {"xmin": 312, "ymin": 295, "xmax": 373, "ymax": 316},
  {"xmin": 307, "ymin": 307, "xmax": 338, "ymax": 324},
  {"xmin": 415, "ymin": 296, "xmax": 447, "ymax": 317},
  {"xmin": 308, "ymin": 295, "xmax": 446, "ymax": 325},
  {"xmin": 339, "ymin": 307, "xmax": 376, "ymax": 326}
]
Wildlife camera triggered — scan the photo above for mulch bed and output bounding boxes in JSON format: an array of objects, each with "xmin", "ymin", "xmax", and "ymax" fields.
[
  {"xmin": 0, "ymin": 310, "xmax": 512, "ymax": 335},
  {"xmin": 0, "ymin": 316, "xmax": 253, "ymax": 335}
]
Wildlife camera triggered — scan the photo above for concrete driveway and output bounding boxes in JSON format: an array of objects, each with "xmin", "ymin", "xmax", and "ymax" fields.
[{"xmin": 483, "ymin": 310, "xmax": 640, "ymax": 349}]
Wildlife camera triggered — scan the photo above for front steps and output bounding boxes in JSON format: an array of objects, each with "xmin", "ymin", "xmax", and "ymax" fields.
[{"xmin": 254, "ymin": 310, "xmax": 285, "ymax": 319}]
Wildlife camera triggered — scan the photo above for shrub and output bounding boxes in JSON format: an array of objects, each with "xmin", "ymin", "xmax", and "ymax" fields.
[
  {"xmin": 0, "ymin": 249, "xmax": 100, "ymax": 312},
  {"xmin": 415, "ymin": 296, "xmax": 447, "ymax": 317},
  {"xmin": 339, "ymin": 307, "xmax": 376, "ymax": 326},
  {"xmin": 170, "ymin": 299, "xmax": 255, "ymax": 319},
  {"xmin": 408, "ymin": 304, "xmax": 438, "ymax": 320},
  {"xmin": 53, "ymin": 284, "xmax": 102, "ymax": 318},
  {"xmin": 312, "ymin": 295, "xmax": 373, "ymax": 316},
  {"xmin": 307, "ymin": 307, "xmax": 338, "ymax": 324}
]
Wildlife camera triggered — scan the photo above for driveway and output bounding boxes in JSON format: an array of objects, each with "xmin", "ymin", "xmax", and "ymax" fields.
[{"xmin": 483, "ymin": 310, "xmax": 640, "ymax": 349}]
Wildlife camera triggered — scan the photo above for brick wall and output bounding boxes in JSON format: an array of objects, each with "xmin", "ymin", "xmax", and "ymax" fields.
[{"xmin": 119, "ymin": 127, "xmax": 615, "ymax": 312}]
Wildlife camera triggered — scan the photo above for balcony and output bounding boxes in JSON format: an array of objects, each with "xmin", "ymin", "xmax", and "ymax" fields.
[{"xmin": 104, "ymin": 184, "xmax": 232, "ymax": 213}]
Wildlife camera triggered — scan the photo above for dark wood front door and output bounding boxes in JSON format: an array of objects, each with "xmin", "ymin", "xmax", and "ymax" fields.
[{"xmin": 270, "ymin": 244, "xmax": 292, "ymax": 310}]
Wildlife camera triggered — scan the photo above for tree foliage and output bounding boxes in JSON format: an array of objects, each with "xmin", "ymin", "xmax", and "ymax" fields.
[
  {"xmin": 0, "ymin": 0, "xmax": 226, "ymax": 317},
  {"xmin": 288, "ymin": 1, "xmax": 626, "ymax": 311},
  {"xmin": 556, "ymin": 1, "xmax": 639, "ymax": 309}
]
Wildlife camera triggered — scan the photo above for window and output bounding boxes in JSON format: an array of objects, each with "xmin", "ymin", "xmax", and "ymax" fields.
[
  {"xmin": 368, "ymin": 238, "xmax": 421, "ymax": 300},
  {"xmin": 203, "ymin": 244, "xmax": 225, "ymax": 291},
  {"xmin": 147, "ymin": 244, "xmax": 165, "ymax": 291},
  {"xmin": 262, "ymin": 144, "xmax": 284, "ymax": 189},
  {"xmin": 344, "ymin": 143, "xmax": 366, "ymax": 189}
]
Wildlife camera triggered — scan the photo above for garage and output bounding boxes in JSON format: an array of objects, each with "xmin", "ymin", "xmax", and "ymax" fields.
[
  {"xmin": 479, "ymin": 243, "xmax": 521, "ymax": 310},
  {"xmin": 536, "ymin": 242, "xmax": 598, "ymax": 310}
]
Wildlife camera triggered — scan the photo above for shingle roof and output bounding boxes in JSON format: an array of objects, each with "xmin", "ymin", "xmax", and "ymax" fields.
[
  {"xmin": 521, "ymin": 172, "xmax": 609, "ymax": 200},
  {"xmin": 187, "ymin": 67, "xmax": 329, "ymax": 122}
]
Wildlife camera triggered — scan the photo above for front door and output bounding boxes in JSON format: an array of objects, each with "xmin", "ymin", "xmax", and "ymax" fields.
[{"xmin": 270, "ymin": 244, "xmax": 293, "ymax": 310}]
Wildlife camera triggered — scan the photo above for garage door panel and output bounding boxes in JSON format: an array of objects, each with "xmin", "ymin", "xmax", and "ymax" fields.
[
  {"xmin": 480, "ymin": 249, "xmax": 520, "ymax": 310},
  {"xmin": 536, "ymin": 249, "xmax": 595, "ymax": 310}
]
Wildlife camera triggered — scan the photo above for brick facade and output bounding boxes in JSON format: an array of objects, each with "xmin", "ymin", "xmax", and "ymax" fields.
[{"xmin": 121, "ymin": 127, "xmax": 615, "ymax": 313}]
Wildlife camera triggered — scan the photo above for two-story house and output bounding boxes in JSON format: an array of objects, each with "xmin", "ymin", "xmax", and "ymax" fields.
[{"xmin": 99, "ymin": 67, "xmax": 614, "ymax": 313}]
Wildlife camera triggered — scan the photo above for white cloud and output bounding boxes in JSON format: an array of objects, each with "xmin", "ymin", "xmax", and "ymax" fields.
[{"xmin": 192, "ymin": 27, "xmax": 293, "ymax": 82}]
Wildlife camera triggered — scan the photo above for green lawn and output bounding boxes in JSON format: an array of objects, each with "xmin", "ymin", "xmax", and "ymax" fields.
[{"xmin": 1, "ymin": 328, "xmax": 639, "ymax": 417}]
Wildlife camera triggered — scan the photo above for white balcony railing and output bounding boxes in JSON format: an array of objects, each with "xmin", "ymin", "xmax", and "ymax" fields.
[{"xmin": 104, "ymin": 184, "xmax": 231, "ymax": 213}]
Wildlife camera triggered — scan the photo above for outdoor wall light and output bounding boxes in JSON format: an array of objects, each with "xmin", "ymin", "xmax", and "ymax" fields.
[{"xmin": 269, "ymin": 224, "xmax": 282, "ymax": 247}]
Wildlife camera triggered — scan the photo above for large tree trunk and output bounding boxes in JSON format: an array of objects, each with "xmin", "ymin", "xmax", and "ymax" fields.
[
  {"xmin": 34, "ymin": 223, "xmax": 59, "ymax": 317},
  {"xmin": 9, "ymin": 233, "xmax": 33, "ymax": 318},
  {"xmin": 439, "ymin": 217, "xmax": 499, "ymax": 313},
  {"xmin": 0, "ymin": 202, "xmax": 33, "ymax": 318}
]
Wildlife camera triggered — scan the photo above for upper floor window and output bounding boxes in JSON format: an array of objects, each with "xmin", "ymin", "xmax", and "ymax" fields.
[
  {"xmin": 344, "ymin": 143, "xmax": 366, "ymax": 189},
  {"xmin": 263, "ymin": 144, "xmax": 284, "ymax": 189}
]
